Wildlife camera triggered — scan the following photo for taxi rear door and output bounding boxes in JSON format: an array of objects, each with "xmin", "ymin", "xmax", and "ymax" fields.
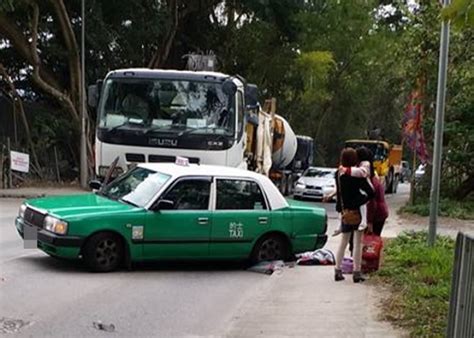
[{"xmin": 210, "ymin": 178, "xmax": 271, "ymax": 258}]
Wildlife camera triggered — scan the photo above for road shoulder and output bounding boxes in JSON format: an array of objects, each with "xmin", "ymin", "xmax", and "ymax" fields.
[{"xmin": 225, "ymin": 265, "xmax": 403, "ymax": 337}]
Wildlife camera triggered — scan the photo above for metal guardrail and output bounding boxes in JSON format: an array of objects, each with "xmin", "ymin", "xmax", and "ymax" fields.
[{"xmin": 447, "ymin": 232, "xmax": 473, "ymax": 338}]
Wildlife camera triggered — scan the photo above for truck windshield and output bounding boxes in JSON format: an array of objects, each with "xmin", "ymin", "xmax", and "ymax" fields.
[
  {"xmin": 101, "ymin": 167, "xmax": 171, "ymax": 208},
  {"xmin": 98, "ymin": 78, "xmax": 235, "ymax": 135},
  {"xmin": 345, "ymin": 142, "xmax": 388, "ymax": 161}
]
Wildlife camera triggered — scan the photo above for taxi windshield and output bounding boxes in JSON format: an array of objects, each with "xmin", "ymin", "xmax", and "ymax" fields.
[{"xmin": 101, "ymin": 167, "xmax": 171, "ymax": 208}]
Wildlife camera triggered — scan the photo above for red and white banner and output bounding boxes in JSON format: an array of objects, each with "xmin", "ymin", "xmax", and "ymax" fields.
[
  {"xmin": 402, "ymin": 91, "xmax": 429, "ymax": 164},
  {"xmin": 10, "ymin": 151, "xmax": 30, "ymax": 173}
]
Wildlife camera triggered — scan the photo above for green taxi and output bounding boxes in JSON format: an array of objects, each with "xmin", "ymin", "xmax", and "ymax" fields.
[{"xmin": 15, "ymin": 163, "xmax": 327, "ymax": 272}]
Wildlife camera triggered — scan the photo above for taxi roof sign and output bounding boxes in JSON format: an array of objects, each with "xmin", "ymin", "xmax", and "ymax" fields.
[{"xmin": 175, "ymin": 156, "xmax": 190, "ymax": 166}]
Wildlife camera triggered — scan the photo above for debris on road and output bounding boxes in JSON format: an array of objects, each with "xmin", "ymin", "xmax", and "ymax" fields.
[
  {"xmin": 0, "ymin": 317, "xmax": 31, "ymax": 334},
  {"xmin": 92, "ymin": 321, "xmax": 115, "ymax": 332},
  {"xmin": 247, "ymin": 260, "xmax": 285, "ymax": 275},
  {"xmin": 295, "ymin": 248, "xmax": 335, "ymax": 266}
]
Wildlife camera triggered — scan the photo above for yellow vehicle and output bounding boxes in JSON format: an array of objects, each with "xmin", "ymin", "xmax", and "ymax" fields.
[{"xmin": 345, "ymin": 140, "xmax": 402, "ymax": 194}]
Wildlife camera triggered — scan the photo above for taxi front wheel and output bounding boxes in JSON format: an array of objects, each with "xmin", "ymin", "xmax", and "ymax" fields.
[
  {"xmin": 251, "ymin": 234, "xmax": 290, "ymax": 264},
  {"xmin": 83, "ymin": 232, "xmax": 124, "ymax": 272}
]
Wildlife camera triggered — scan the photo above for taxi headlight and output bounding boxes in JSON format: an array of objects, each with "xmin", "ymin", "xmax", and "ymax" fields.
[
  {"xmin": 44, "ymin": 215, "xmax": 68, "ymax": 235},
  {"xmin": 18, "ymin": 203, "xmax": 27, "ymax": 219}
]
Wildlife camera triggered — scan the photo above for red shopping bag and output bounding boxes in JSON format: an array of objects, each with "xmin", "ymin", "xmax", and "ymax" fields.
[{"xmin": 362, "ymin": 234, "xmax": 383, "ymax": 273}]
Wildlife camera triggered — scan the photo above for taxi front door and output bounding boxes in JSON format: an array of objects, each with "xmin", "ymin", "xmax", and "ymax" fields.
[{"xmin": 142, "ymin": 177, "xmax": 212, "ymax": 259}]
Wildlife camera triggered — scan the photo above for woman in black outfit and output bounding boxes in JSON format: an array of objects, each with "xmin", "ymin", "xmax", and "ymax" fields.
[{"xmin": 334, "ymin": 148, "xmax": 374, "ymax": 283}]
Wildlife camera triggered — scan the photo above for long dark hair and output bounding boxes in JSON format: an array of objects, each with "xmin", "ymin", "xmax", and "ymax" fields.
[{"xmin": 356, "ymin": 147, "xmax": 375, "ymax": 178}]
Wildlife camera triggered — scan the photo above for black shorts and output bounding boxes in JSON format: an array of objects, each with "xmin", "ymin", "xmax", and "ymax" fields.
[{"xmin": 341, "ymin": 223, "xmax": 359, "ymax": 233}]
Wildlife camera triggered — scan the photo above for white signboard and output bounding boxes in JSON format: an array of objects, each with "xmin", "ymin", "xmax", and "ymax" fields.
[{"xmin": 10, "ymin": 151, "xmax": 30, "ymax": 173}]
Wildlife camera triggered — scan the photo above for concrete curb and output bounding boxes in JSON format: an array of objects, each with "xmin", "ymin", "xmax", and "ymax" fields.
[
  {"xmin": 0, "ymin": 193, "xmax": 45, "ymax": 199},
  {"xmin": 0, "ymin": 188, "xmax": 87, "ymax": 199}
]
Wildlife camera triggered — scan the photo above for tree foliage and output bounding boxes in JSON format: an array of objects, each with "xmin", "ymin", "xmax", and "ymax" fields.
[{"xmin": 0, "ymin": 0, "xmax": 472, "ymax": 197}]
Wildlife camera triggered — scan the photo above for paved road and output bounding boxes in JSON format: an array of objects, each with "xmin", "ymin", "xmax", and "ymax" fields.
[
  {"xmin": 0, "ymin": 186, "xmax": 408, "ymax": 337},
  {"xmin": 0, "ymin": 198, "xmax": 270, "ymax": 337}
]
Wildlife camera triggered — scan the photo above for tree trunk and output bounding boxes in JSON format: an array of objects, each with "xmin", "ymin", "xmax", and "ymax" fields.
[
  {"xmin": 148, "ymin": 0, "xmax": 179, "ymax": 68},
  {"xmin": 0, "ymin": 12, "xmax": 62, "ymax": 91},
  {"xmin": 49, "ymin": 0, "xmax": 81, "ymax": 108},
  {"xmin": 0, "ymin": 63, "xmax": 42, "ymax": 176},
  {"xmin": 454, "ymin": 175, "xmax": 474, "ymax": 200},
  {"xmin": 0, "ymin": 2, "xmax": 93, "ymax": 174}
]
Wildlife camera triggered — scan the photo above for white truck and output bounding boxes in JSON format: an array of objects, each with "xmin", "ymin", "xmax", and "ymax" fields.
[{"xmin": 88, "ymin": 68, "xmax": 298, "ymax": 193}]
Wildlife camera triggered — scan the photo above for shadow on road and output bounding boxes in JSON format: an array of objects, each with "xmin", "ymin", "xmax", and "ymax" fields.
[{"xmin": 20, "ymin": 255, "xmax": 251, "ymax": 274}]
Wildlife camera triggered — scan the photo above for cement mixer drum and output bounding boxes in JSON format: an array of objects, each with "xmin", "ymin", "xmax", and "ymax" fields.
[{"xmin": 272, "ymin": 115, "xmax": 297, "ymax": 169}]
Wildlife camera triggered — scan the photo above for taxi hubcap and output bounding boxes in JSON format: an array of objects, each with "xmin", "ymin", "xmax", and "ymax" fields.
[
  {"xmin": 96, "ymin": 239, "xmax": 118, "ymax": 266},
  {"xmin": 258, "ymin": 238, "xmax": 282, "ymax": 261}
]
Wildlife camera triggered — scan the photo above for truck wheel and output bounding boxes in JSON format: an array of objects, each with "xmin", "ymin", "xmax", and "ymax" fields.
[
  {"xmin": 250, "ymin": 234, "xmax": 290, "ymax": 264},
  {"xmin": 83, "ymin": 232, "xmax": 124, "ymax": 272}
]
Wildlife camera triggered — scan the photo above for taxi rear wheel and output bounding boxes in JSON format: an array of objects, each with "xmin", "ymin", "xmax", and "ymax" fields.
[
  {"xmin": 83, "ymin": 232, "xmax": 124, "ymax": 272},
  {"xmin": 251, "ymin": 234, "xmax": 290, "ymax": 264}
]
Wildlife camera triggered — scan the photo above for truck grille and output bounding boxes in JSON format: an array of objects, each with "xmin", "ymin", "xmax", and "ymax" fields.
[
  {"xmin": 148, "ymin": 155, "xmax": 200, "ymax": 164},
  {"xmin": 125, "ymin": 153, "xmax": 146, "ymax": 162},
  {"xmin": 24, "ymin": 207, "xmax": 45, "ymax": 228}
]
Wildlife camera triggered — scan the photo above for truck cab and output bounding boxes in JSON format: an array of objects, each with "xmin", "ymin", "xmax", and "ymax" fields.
[{"xmin": 88, "ymin": 68, "xmax": 251, "ymax": 177}]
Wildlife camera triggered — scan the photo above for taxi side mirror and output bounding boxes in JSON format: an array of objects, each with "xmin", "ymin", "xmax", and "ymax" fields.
[
  {"xmin": 155, "ymin": 199, "xmax": 174, "ymax": 211},
  {"xmin": 89, "ymin": 180, "xmax": 102, "ymax": 191}
]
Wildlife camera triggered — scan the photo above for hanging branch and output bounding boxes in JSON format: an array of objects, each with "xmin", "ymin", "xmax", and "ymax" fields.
[
  {"xmin": 0, "ymin": 11, "xmax": 62, "ymax": 90},
  {"xmin": 28, "ymin": 1, "xmax": 79, "ymax": 122},
  {"xmin": 148, "ymin": 0, "xmax": 179, "ymax": 68},
  {"xmin": 48, "ymin": 0, "xmax": 81, "ymax": 108}
]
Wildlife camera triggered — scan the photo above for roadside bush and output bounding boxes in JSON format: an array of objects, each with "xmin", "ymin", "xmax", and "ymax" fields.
[
  {"xmin": 374, "ymin": 231, "xmax": 455, "ymax": 337},
  {"xmin": 399, "ymin": 197, "xmax": 474, "ymax": 220}
]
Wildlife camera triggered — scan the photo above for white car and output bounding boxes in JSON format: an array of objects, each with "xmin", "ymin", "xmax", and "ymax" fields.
[{"xmin": 293, "ymin": 167, "xmax": 337, "ymax": 201}]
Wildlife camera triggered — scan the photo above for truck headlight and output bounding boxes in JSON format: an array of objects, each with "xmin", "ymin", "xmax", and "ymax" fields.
[
  {"xmin": 44, "ymin": 216, "xmax": 68, "ymax": 235},
  {"xmin": 18, "ymin": 204, "xmax": 27, "ymax": 219}
]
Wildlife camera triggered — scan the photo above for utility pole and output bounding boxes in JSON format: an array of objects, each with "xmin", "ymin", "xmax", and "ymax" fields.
[
  {"xmin": 80, "ymin": 0, "xmax": 88, "ymax": 189},
  {"xmin": 428, "ymin": 0, "xmax": 450, "ymax": 246}
]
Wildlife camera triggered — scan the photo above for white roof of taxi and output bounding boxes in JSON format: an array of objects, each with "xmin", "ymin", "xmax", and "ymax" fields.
[{"xmin": 138, "ymin": 163, "xmax": 289, "ymax": 210}]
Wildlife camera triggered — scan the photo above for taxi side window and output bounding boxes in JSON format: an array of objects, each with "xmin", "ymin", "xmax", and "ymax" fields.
[
  {"xmin": 162, "ymin": 179, "xmax": 211, "ymax": 210},
  {"xmin": 216, "ymin": 179, "xmax": 267, "ymax": 210}
]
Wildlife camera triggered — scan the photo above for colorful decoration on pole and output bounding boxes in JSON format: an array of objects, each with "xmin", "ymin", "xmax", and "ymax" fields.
[{"xmin": 402, "ymin": 91, "xmax": 429, "ymax": 164}]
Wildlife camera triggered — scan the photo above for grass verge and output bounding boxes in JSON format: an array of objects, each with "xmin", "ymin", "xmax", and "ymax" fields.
[
  {"xmin": 399, "ymin": 198, "xmax": 474, "ymax": 220},
  {"xmin": 374, "ymin": 231, "xmax": 455, "ymax": 337}
]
